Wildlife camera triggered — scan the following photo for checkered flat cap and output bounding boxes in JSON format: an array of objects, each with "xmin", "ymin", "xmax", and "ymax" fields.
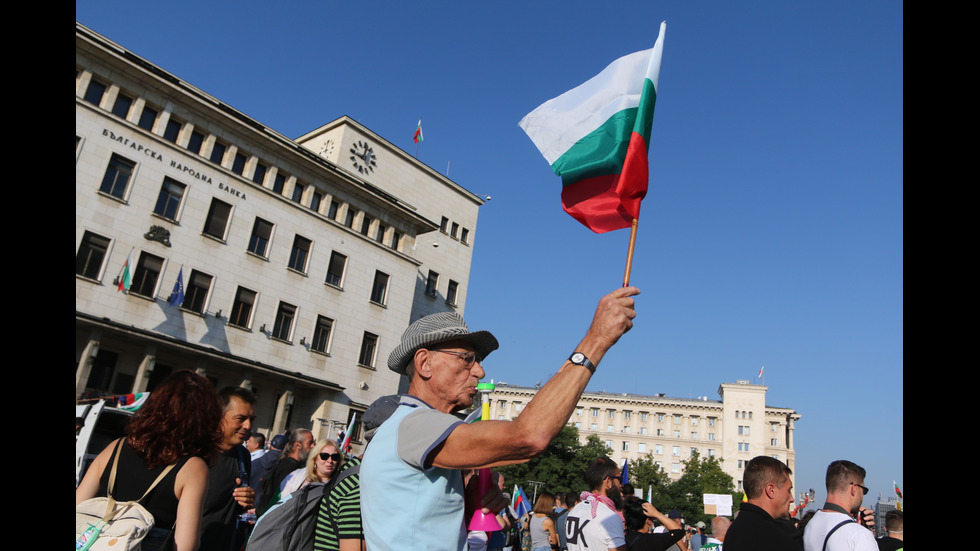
[{"xmin": 387, "ymin": 311, "xmax": 499, "ymax": 375}]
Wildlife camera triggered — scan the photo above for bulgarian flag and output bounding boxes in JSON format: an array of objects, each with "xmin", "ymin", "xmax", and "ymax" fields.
[
  {"xmin": 893, "ymin": 480, "xmax": 902, "ymax": 499},
  {"xmin": 340, "ymin": 412, "xmax": 357, "ymax": 453},
  {"xmin": 520, "ymin": 22, "xmax": 666, "ymax": 233},
  {"xmin": 413, "ymin": 119, "xmax": 424, "ymax": 143},
  {"xmin": 117, "ymin": 248, "xmax": 136, "ymax": 292}
]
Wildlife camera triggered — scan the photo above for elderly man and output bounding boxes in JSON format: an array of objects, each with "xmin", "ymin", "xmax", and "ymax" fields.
[
  {"xmin": 701, "ymin": 516, "xmax": 730, "ymax": 550},
  {"xmin": 803, "ymin": 460, "xmax": 877, "ymax": 551},
  {"xmin": 724, "ymin": 456, "xmax": 802, "ymax": 551},
  {"xmin": 361, "ymin": 287, "xmax": 639, "ymax": 551}
]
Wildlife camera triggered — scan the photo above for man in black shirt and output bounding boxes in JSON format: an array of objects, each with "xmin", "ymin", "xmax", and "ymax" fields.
[{"xmin": 725, "ymin": 456, "xmax": 802, "ymax": 551}]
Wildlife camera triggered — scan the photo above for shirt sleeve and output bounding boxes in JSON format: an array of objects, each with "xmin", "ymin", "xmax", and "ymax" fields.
[{"xmin": 395, "ymin": 408, "xmax": 463, "ymax": 470}]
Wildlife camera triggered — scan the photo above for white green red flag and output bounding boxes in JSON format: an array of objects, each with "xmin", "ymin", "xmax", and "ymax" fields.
[
  {"xmin": 117, "ymin": 248, "xmax": 136, "ymax": 292},
  {"xmin": 893, "ymin": 480, "xmax": 902, "ymax": 498},
  {"xmin": 520, "ymin": 21, "xmax": 666, "ymax": 233},
  {"xmin": 413, "ymin": 119, "xmax": 423, "ymax": 143}
]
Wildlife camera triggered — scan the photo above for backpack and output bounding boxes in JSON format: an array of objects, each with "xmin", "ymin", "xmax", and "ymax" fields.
[
  {"xmin": 246, "ymin": 463, "xmax": 359, "ymax": 551},
  {"xmin": 75, "ymin": 441, "xmax": 176, "ymax": 551}
]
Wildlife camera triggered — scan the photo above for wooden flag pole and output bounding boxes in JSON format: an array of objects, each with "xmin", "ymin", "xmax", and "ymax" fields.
[{"xmin": 622, "ymin": 218, "xmax": 639, "ymax": 287}]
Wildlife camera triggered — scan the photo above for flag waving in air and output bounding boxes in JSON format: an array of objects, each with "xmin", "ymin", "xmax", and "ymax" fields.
[
  {"xmin": 520, "ymin": 22, "xmax": 666, "ymax": 233},
  {"xmin": 413, "ymin": 119, "xmax": 423, "ymax": 143}
]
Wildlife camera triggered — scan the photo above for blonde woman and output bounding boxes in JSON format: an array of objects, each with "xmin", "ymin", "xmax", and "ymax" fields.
[{"xmin": 280, "ymin": 440, "xmax": 343, "ymax": 496}]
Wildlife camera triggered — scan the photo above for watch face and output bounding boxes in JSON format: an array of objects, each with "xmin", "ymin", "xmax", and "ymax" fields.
[
  {"xmin": 349, "ymin": 140, "xmax": 377, "ymax": 174},
  {"xmin": 571, "ymin": 353, "xmax": 585, "ymax": 364}
]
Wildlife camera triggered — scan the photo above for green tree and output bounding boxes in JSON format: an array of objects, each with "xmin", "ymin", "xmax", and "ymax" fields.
[
  {"xmin": 498, "ymin": 426, "xmax": 611, "ymax": 499},
  {"xmin": 667, "ymin": 450, "xmax": 736, "ymax": 527},
  {"xmin": 628, "ymin": 456, "xmax": 674, "ymax": 509}
]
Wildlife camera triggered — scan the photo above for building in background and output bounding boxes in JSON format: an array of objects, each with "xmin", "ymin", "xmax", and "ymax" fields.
[
  {"xmin": 489, "ymin": 380, "xmax": 800, "ymax": 491},
  {"xmin": 75, "ymin": 22, "xmax": 485, "ymax": 454}
]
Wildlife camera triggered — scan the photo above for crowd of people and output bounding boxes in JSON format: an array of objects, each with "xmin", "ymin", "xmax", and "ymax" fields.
[{"xmin": 76, "ymin": 287, "xmax": 899, "ymax": 551}]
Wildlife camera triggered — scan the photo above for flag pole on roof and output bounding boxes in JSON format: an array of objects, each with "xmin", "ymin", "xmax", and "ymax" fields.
[{"xmin": 520, "ymin": 22, "xmax": 666, "ymax": 287}]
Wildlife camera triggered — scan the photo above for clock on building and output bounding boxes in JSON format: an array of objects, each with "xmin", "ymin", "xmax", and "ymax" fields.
[
  {"xmin": 349, "ymin": 140, "xmax": 377, "ymax": 174},
  {"xmin": 319, "ymin": 138, "xmax": 335, "ymax": 157}
]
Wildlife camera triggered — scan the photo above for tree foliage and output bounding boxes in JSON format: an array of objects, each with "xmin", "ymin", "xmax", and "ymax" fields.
[
  {"xmin": 498, "ymin": 426, "xmax": 611, "ymax": 496},
  {"xmin": 666, "ymin": 450, "xmax": 736, "ymax": 527}
]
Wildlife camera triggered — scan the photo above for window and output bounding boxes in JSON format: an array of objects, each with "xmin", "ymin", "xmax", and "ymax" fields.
[
  {"xmin": 311, "ymin": 190, "xmax": 324, "ymax": 213},
  {"xmin": 210, "ymin": 141, "xmax": 227, "ymax": 165},
  {"xmin": 622, "ymin": 441, "xmax": 629, "ymax": 451},
  {"xmin": 76, "ymin": 231, "xmax": 110, "ymax": 280},
  {"xmin": 328, "ymin": 200, "xmax": 340, "ymax": 220},
  {"xmin": 83, "ymin": 79, "xmax": 107, "ymax": 106},
  {"xmin": 672, "ymin": 463, "xmax": 680, "ymax": 474},
  {"xmin": 111, "ymin": 93, "xmax": 133, "ymax": 119},
  {"xmin": 641, "ymin": 412, "xmax": 648, "ymax": 422},
  {"xmin": 738, "ymin": 460, "xmax": 743, "ymax": 469},
  {"xmin": 370, "ymin": 271, "xmax": 389, "ymax": 305},
  {"xmin": 130, "ymin": 252, "xmax": 164, "ymax": 298},
  {"xmin": 252, "ymin": 162, "xmax": 268, "ymax": 185},
  {"xmin": 358, "ymin": 332, "xmax": 379, "ymax": 367},
  {"xmin": 709, "ymin": 418, "xmax": 717, "ymax": 427},
  {"xmin": 344, "ymin": 209, "xmax": 356, "ymax": 228},
  {"xmin": 514, "ymin": 402, "xmax": 523, "ymax": 412},
  {"xmin": 325, "ymin": 252, "xmax": 347, "ymax": 287},
  {"xmin": 186, "ymin": 130, "xmax": 205, "ymax": 155},
  {"xmin": 576, "ymin": 407, "xmax": 583, "ymax": 416},
  {"xmin": 690, "ymin": 447, "xmax": 698, "ymax": 457},
  {"xmin": 311, "ymin": 315, "xmax": 334, "ymax": 354},
  {"xmin": 446, "ymin": 280, "xmax": 459, "ymax": 306},
  {"xmin": 163, "ymin": 117, "xmax": 182, "ymax": 143},
  {"xmin": 656, "ymin": 429, "xmax": 665, "ymax": 436},
  {"xmin": 392, "ymin": 231, "xmax": 402, "ymax": 251},
  {"xmin": 231, "ymin": 152, "xmax": 247, "ymax": 175},
  {"xmin": 450, "ymin": 222, "xmax": 459, "ymax": 239},
  {"xmin": 655, "ymin": 444, "xmax": 663, "ymax": 455},
  {"xmin": 672, "ymin": 446, "xmax": 680, "ymax": 456},
  {"xmin": 607, "ymin": 424, "xmax": 614, "ymax": 432},
  {"xmin": 574, "ymin": 422, "xmax": 581, "ymax": 429},
  {"xmin": 657, "ymin": 414, "xmax": 665, "ymax": 423},
  {"xmin": 271, "ymin": 172, "xmax": 287, "ymax": 195},
  {"xmin": 605, "ymin": 440, "xmax": 613, "ymax": 449},
  {"xmin": 708, "ymin": 433, "xmax": 715, "ymax": 441},
  {"xmin": 360, "ymin": 215, "xmax": 372, "ymax": 236},
  {"xmin": 229, "ymin": 287, "xmax": 257, "ymax": 328},
  {"xmin": 375, "ymin": 223, "xmax": 386, "ymax": 243},
  {"xmin": 673, "ymin": 430, "xmax": 680, "ymax": 438},
  {"xmin": 708, "ymin": 449, "xmax": 715, "ymax": 457},
  {"xmin": 153, "ymin": 178, "xmax": 186, "ymax": 221},
  {"xmin": 425, "ymin": 270, "xmax": 439, "ymax": 297},
  {"xmin": 440, "ymin": 216, "xmax": 449, "ymax": 233},
  {"xmin": 623, "ymin": 426, "xmax": 630, "ymax": 434},
  {"xmin": 287, "ymin": 235, "xmax": 312, "ymax": 273},
  {"xmin": 771, "ymin": 422, "xmax": 779, "ymax": 432},
  {"xmin": 624, "ymin": 411, "xmax": 632, "ymax": 420},
  {"xmin": 138, "ymin": 105, "xmax": 158, "ymax": 131},
  {"xmin": 591, "ymin": 408, "xmax": 599, "ymax": 418},
  {"xmin": 673, "ymin": 415, "xmax": 682, "ymax": 425},
  {"xmin": 203, "ymin": 199, "xmax": 232, "ymax": 240},
  {"xmin": 99, "ymin": 154, "xmax": 136, "ymax": 199},
  {"xmin": 749, "ymin": 411, "xmax": 753, "ymax": 419},
  {"xmin": 272, "ymin": 302, "xmax": 297, "ymax": 341},
  {"xmin": 691, "ymin": 417, "xmax": 698, "ymax": 426},
  {"xmin": 640, "ymin": 427, "xmax": 647, "ymax": 435},
  {"xmin": 608, "ymin": 410, "xmax": 615, "ymax": 419},
  {"xmin": 182, "ymin": 270, "xmax": 213, "ymax": 314},
  {"xmin": 591, "ymin": 423, "xmax": 598, "ymax": 431},
  {"xmin": 771, "ymin": 438, "xmax": 778, "ymax": 446},
  {"xmin": 292, "ymin": 182, "xmax": 306, "ymax": 203},
  {"xmin": 691, "ymin": 432, "xmax": 698, "ymax": 439},
  {"xmin": 460, "ymin": 227, "xmax": 469, "ymax": 244},
  {"xmin": 247, "ymin": 218, "xmax": 274, "ymax": 258}
]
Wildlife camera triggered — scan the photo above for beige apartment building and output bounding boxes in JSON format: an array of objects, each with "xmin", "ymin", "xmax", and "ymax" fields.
[
  {"xmin": 489, "ymin": 380, "xmax": 800, "ymax": 492},
  {"xmin": 75, "ymin": 23, "xmax": 486, "ymax": 455}
]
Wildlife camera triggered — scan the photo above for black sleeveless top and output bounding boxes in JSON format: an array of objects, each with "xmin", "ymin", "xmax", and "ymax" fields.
[{"xmin": 97, "ymin": 441, "xmax": 194, "ymax": 529}]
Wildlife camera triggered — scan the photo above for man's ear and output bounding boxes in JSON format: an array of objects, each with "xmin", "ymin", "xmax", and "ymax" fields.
[{"xmin": 414, "ymin": 349, "xmax": 432, "ymax": 378}]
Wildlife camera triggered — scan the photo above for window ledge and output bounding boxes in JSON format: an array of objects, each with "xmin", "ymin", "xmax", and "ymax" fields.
[
  {"xmin": 76, "ymin": 274, "xmax": 104, "ymax": 285},
  {"xmin": 286, "ymin": 267, "xmax": 309, "ymax": 277},
  {"xmin": 201, "ymin": 233, "xmax": 227, "ymax": 244},
  {"xmin": 368, "ymin": 300, "xmax": 387, "ymax": 309},
  {"xmin": 97, "ymin": 191, "xmax": 129, "ymax": 204},
  {"xmin": 357, "ymin": 363, "xmax": 377, "ymax": 371},
  {"xmin": 271, "ymin": 336, "xmax": 294, "ymax": 345},
  {"xmin": 245, "ymin": 251, "xmax": 270, "ymax": 262},
  {"xmin": 324, "ymin": 282, "xmax": 344, "ymax": 292},
  {"xmin": 150, "ymin": 213, "xmax": 180, "ymax": 225}
]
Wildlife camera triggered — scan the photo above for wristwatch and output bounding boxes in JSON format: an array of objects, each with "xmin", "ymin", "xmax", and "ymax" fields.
[{"xmin": 568, "ymin": 352, "xmax": 596, "ymax": 374}]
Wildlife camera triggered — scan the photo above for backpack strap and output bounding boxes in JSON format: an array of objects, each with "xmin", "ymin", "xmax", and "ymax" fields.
[
  {"xmin": 822, "ymin": 518, "xmax": 856, "ymax": 551},
  {"xmin": 324, "ymin": 462, "xmax": 361, "ymax": 537},
  {"xmin": 102, "ymin": 440, "xmax": 177, "ymax": 524}
]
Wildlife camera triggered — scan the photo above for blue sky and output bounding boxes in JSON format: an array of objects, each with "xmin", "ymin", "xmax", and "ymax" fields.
[{"xmin": 77, "ymin": 1, "xmax": 903, "ymax": 506}]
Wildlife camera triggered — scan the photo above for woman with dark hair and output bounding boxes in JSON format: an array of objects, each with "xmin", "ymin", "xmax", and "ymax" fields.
[
  {"xmin": 529, "ymin": 491, "xmax": 559, "ymax": 551},
  {"xmin": 622, "ymin": 496, "xmax": 685, "ymax": 551},
  {"xmin": 76, "ymin": 370, "xmax": 223, "ymax": 551}
]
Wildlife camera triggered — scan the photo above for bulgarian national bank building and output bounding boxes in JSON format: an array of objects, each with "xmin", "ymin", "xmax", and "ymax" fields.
[{"xmin": 75, "ymin": 23, "xmax": 486, "ymax": 454}]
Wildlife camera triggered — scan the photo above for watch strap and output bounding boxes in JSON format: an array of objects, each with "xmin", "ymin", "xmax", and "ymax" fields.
[{"xmin": 568, "ymin": 352, "xmax": 596, "ymax": 374}]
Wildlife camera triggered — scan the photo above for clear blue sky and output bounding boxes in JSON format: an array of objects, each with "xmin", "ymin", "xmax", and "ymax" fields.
[{"xmin": 77, "ymin": 1, "xmax": 903, "ymax": 507}]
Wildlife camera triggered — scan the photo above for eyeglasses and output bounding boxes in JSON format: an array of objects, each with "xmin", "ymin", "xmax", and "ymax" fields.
[
  {"xmin": 319, "ymin": 452, "xmax": 342, "ymax": 461},
  {"xmin": 606, "ymin": 475, "xmax": 623, "ymax": 484},
  {"xmin": 851, "ymin": 482, "xmax": 869, "ymax": 495},
  {"xmin": 431, "ymin": 349, "xmax": 479, "ymax": 366}
]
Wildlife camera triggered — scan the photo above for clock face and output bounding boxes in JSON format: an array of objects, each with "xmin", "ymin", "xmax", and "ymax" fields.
[
  {"xmin": 349, "ymin": 140, "xmax": 377, "ymax": 174},
  {"xmin": 319, "ymin": 139, "xmax": 335, "ymax": 157}
]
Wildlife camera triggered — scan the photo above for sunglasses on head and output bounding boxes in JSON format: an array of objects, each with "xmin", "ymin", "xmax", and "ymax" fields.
[{"xmin": 319, "ymin": 452, "xmax": 342, "ymax": 461}]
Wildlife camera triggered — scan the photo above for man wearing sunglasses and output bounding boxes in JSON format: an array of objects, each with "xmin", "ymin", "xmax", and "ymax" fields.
[
  {"xmin": 361, "ymin": 287, "xmax": 640, "ymax": 551},
  {"xmin": 565, "ymin": 457, "xmax": 633, "ymax": 551},
  {"xmin": 803, "ymin": 460, "xmax": 877, "ymax": 551}
]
